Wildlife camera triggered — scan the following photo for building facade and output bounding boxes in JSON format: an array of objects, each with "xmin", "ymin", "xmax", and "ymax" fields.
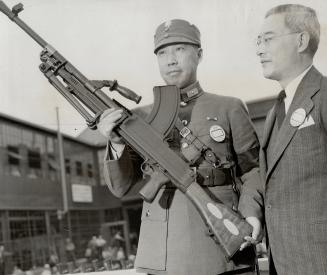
[
  {"xmin": 0, "ymin": 96, "xmax": 275, "ymax": 273},
  {"xmin": 0, "ymin": 113, "xmax": 132, "ymax": 273}
]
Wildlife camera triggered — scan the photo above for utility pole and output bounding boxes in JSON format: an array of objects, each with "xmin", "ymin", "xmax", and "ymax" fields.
[{"xmin": 56, "ymin": 107, "xmax": 72, "ymax": 239}]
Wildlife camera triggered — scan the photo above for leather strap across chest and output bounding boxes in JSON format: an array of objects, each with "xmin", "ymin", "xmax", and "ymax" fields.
[{"xmin": 167, "ymin": 82, "xmax": 235, "ymax": 187}]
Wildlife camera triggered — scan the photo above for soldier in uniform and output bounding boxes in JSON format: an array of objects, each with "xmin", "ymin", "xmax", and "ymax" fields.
[{"xmin": 98, "ymin": 19, "xmax": 263, "ymax": 275}]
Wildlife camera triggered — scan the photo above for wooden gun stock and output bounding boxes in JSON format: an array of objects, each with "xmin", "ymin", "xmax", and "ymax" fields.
[{"xmin": 186, "ymin": 183, "xmax": 252, "ymax": 258}]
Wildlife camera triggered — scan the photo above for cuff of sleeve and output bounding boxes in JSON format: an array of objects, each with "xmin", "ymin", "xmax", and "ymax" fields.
[
  {"xmin": 103, "ymin": 148, "xmax": 133, "ymax": 198},
  {"xmin": 105, "ymin": 140, "xmax": 125, "ymax": 161}
]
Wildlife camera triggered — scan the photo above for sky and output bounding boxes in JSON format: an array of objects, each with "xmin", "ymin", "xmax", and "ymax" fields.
[{"xmin": 1, "ymin": 0, "xmax": 327, "ymax": 137}]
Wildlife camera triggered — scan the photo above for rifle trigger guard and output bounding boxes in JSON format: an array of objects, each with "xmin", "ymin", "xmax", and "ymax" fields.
[{"xmin": 140, "ymin": 160, "xmax": 154, "ymax": 176}]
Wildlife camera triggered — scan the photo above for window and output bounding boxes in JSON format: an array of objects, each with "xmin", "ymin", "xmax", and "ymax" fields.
[
  {"xmin": 28, "ymin": 150, "xmax": 41, "ymax": 169},
  {"xmin": 9, "ymin": 211, "xmax": 46, "ymax": 239},
  {"xmin": 46, "ymin": 136, "xmax": 55, "ymax": 154},
  {"xmin": 2, "ymin": 123, "xmax": 22, "ymax": 146},
  {"xmin": 65, "ymin": 158, "xmax": 71, "ymax": 174},
  {"xmin": 8, "ymin": 146, "xmax": 20, "ymax": 165},
  {"xmin": 9, "ymin": 211, "xmax": 48, "ymax": 270},
  {"xmin": 10, "ymin": 220, "xmax": 29, "ymax": 239},
  {"xmin": 28, "ymin": 150, "xmax": 41, "ymax": 178},
  {"xmin": 7, "ymin": 146, "xmax": 21, "ymax": 176},
  {"xmin": 87, "ymin": 164, "xmax": 93, "ymax": 178},
  {"xmin": 104, "ymin": 208, "xmax": 123, "ymax": 222},
  {"xmin": 76, "ymin": 161, "xmax": 83, "ymax": 176},
  {"xmin": 48, "ymin": 154, "xmax": 58, "ymax": 181}
]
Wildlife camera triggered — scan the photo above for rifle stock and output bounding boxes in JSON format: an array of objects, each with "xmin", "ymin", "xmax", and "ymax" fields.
[
  {"xmin": 185, "ymin": 183, "xmax": 252, "ymax": 258},
  {"xmin": 0, "ymin": 1, "xmax": 252, "ymax": 259}
]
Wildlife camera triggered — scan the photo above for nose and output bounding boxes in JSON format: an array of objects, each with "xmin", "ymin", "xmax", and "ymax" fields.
[
  {"xmin": 256, "ymin": 42, "xmax": 265, "ymax": 56},
  {"xmin": 167, "ymin": 52, "xmax": 178, "ymax": 66}
]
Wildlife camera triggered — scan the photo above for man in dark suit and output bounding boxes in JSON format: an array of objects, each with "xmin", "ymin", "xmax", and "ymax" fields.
[
  {"xmin": 98, "ymin": 19, "xmax": 264, "ymax": 275},
  {"xmin": 256, "ymin": 4, "xmax": 327, "ymax": 275}
]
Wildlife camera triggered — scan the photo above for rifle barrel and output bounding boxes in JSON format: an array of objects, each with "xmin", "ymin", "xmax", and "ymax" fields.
[{"xmin": 0, "ymin": 1, "xmax": 47, "ymax": 47}]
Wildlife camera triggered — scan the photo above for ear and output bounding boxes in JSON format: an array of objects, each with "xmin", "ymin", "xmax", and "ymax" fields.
[
  {"xmin": 197, "ymin": 48, "xmax": 203, "ymax": 63},
  {"xmin": 297, "ymin": 31, "xmax": 310, "ymax": 53}
]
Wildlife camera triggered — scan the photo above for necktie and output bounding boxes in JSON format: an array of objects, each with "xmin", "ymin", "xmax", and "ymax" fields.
[{"xmin": 276, "ymin": 90, "xmax": 286, "ymax": 129}]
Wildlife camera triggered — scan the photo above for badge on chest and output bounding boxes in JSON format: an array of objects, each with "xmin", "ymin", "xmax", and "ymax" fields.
[
  {"xmin": 290, "ymin": 108, "xmax": 306, "ymax": 127},
  {"xmin": 209, "ymin": 125, "xmax": 225, "ymax": 142}
]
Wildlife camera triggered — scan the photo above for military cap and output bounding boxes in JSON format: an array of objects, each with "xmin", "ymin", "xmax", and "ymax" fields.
[{"xmin": 154, "ymin": 19, "xmax": 201, "ymax": 54}]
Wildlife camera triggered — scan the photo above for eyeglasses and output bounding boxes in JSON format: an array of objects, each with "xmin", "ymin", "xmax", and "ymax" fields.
[{"xmin": 255, "ymin": 32, "xmax": 300, "ymax": 47}]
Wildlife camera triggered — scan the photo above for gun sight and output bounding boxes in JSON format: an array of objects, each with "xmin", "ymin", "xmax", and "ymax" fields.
[
  {"xmin": 0, "ymin": 1, "xmax": 23, "ymax": 18},
  {"xmin": 12, "ymin": 3, "xmax": 23, "ymax": 16}
]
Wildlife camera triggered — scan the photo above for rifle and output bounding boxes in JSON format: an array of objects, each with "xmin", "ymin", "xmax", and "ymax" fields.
[{"xmin": 0, "ymin": 1, "xmax": 252, "ymax": 259}]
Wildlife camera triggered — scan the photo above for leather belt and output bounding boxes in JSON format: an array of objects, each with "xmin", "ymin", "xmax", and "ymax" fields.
[{"xmin": 161, "ymin": 167, "xmax": 233, "ymax": 189}]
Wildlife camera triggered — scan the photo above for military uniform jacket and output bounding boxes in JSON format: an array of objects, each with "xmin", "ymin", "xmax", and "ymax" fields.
[
  {"xmin": 104, "ymin": 82, "xmax": 263, "ymax": 275},
  {"xmin": 260, "ymin": 67, "xmax": 327, "ymax": 275}
]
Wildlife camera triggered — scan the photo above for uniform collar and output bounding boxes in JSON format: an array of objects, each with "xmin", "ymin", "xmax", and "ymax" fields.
[{"xmin": 180, "ymin": 81, "xmax": 204, "ymax": 103}]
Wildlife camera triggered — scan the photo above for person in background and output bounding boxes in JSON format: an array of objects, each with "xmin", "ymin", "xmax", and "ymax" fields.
[
  {"xmin": 64, "ymin": 238, "xmax": 76, "ymax": 263},
  {"xmin": 0, "ymin": 245, "xmax": 11, "ymax": 275},
  {"xmin": 95, "ymin": 235, "xmax": 107, "ymax": 260}
]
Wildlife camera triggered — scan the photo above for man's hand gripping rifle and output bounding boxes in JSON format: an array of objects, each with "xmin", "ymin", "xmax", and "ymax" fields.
[{"xmin": 0, "ymin": 1, "xmax": 252, "ymax": 260}]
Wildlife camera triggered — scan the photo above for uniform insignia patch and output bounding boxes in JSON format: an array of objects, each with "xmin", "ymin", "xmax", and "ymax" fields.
[
  {"xmin": 186, "ymin": 88, "xmax": 198, "ymax": 98},
  {"xmin": 164, "ymin": 20, "xmax": 171, "ymax": 31}
]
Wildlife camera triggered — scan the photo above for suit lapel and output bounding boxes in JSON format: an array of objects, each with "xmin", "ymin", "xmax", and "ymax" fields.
[
  {"xmin": 260, "ymin": 105, "xmax": 277, "ymax": 178},
  {"xmin": 262, "ymin": 106, "xmax": 277, "ymax": 150},
  {"xmin": 266, "ymin": 66, "xmax": 322, "ymax": 180}
]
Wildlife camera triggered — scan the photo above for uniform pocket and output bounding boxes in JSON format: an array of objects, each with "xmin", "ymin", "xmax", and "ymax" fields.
[
  {"xmin": 136, "ymin": 198, "xmax": 169, "ymax": 270},
  {"xmin": 141, "ymin": 202, "xmax": 167, "ymax": 221},
  {"xmin": 141, "ymin": 194, "xmax": 168, "ymax": 222}
]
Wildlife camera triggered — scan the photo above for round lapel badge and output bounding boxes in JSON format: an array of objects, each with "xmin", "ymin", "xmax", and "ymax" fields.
[
  {"xmin": 209, "ymin": 125, "xmax": 225, "ymax": 142},
  {"xmin": 290, "ymin": 108, "xmax": 306, "ymax": 127}
]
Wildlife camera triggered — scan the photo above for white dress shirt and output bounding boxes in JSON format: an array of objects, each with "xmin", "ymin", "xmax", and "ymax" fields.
[{"xmin": 283, "ymin": 65, "xmax": 312, "ymax": 114}]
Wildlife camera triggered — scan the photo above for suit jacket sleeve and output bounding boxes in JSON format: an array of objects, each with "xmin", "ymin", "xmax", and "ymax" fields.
[
  {"xmin": 228, "ymin": 99, "xmax": 264, "ymax": 220},
  {"xmin": 103, "ymin": 141, "xmax": 143, "ymax": 198},
  {"xmin": 320, "ymin": 77, "xmax": 327, "ymax": 130}
]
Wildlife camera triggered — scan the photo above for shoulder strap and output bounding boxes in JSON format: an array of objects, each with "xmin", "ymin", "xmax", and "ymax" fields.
[{"xmin": 175, "ymin": 118, "xmax": 232, "ymax": 168}]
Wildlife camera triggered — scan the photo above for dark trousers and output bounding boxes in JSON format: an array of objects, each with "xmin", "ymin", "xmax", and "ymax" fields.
[
  {"xmin": 268, "ymin": 255, "xmax": 278, "ymax": 275},
  {"xmin": 0, "ymin": 262, "xmax": 5, "ymax": 275}
]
